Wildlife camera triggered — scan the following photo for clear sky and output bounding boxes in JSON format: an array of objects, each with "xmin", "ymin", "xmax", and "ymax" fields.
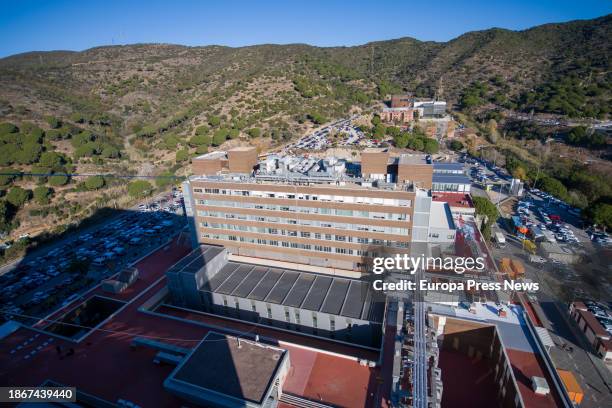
[{"xmin": 0, "ymin": 0, "xmax": 610, "ymax": 58}]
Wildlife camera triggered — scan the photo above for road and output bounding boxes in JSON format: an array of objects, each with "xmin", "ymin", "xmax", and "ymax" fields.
[{"xmin": 488, "ymin": 217, "xmax": 612, "ymax": 408}]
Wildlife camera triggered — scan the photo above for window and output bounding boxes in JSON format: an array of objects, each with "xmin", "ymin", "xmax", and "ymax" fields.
[
  {"xmin": 294, "ymin": 311, "xmax": 301, "ymax": 325},
  {"xmin": 330, "ymin": 317, "xmax": 335, "ymax": 331},
  {"xmin": 251, "ymin": 302, "xmax": 257, "ymax": 313},
  {"xmin": 284, "ymin": 308, "xmax": 291, "ymax": 322},
  {"xmin": 266, "ymin": 304, "xmax": 272, "ymax": 319},
  {"xmin": 312, "ymin": 313, "xmax": 318, "ymax": 328}
]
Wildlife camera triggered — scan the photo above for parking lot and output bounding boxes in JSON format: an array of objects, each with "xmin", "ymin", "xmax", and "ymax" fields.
[
  {"xmin": 0, "ymin": 188, "xmax": 186, "ymax": 323},
  {"xmin": 286, "ymin": 115, "xmax": 384, "ymax": 152}
]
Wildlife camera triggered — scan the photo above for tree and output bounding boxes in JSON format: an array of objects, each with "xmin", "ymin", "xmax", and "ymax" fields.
[
  {"xmin": 127, "ymin": 180, "xmax": 153, "ymax": 198},
  {"xmin": 371, "ymin": 115, "xmax": 381, "ymax": 126},
  {"xmin": 588, "ymin": 203, "xmax": 612, "ymax": 231},
  {"xmin": 176, "ymin": 149, "xmax": 189, "ymax": 162},
  {"xmin": 0, "ymin": 200, "xmax": 13, "ymax": 233},
  {"xmin": 189, "ymin": 134, "xmax": 211, "ymax": 147},
  {"xmin": 212, "ymin": 128, "xmax": 229, "ymax": 146},
  {"xmin": 0, "ymin": 122, "xmax": 18, "ymax": 134},
  {"xmin": 195, "ymin": 125, "xmax": 209, "ymax": 135},
  {"xmin": 23, "ymin": 130, "xmax": 43, "ymax": 144},
  {"xmin": 394, "ymin": 133, "xmax": 410, "ymax": 149},
  {"xmin": 45, "ymin": 116, "xmax": 61, "ymax": 129},
  {"xmin": 39, "ymin": 151, "xmax": 65, "ymax": 168},
  {"xmin": 408, "ymin": 138, "xmax": 424, "ymax": 151},
  {"xmin": 486, "ymin": 119, "xmax": 499, "ymax": 144},
  {"xmin": 473, "ymin": 196, "xmax": 498, "ymax": 220},
  {"xmin": 228, "ymin": 129, "xmax": 240, "ymax": 139},
  {"xmin": 423, "ymin": 139, "xmax": 439, "ymax": 154},
  {"xmin": 0, "ymin": 167, "xmax": 20, "ymax": 186},
  {"xmin": 473, "ymin": 196, "xmax": 498, "ymax": 240},
  {"xmin": 48, "ymin": 173, "xmax": 69, "ymax": 186},
  {"xmin": 84, "ymin": 175, "xmax": 105, "ymax": 190},
  {"xmin": 539, "ymin": 176, "xmax": 568, "ymax": 200},
  {"xmin": 511, "ymin": 166, "xmax": 528, "ymax": 180},
  {"xmin": 45, "ymin": 129, "xmax": 63, "ymax": 141},
  {"xmin": 6, "ymin": 187, "xmax": 32, "ymax": 208},
  {"xmin": 208, "ymin": 116, "xmax": 221, "ymax": 127},
  {"xmin": 247, "ymin": 128, "xmax": 261, "ymax": 138},
  {"xmin": 101, "ymin": 145, "xmax": 120, "ymax": 158},
  {"xmin": 70, "ymin": 112, "xmax": 85, "ymax": 123},
  {"xmin": 449, "ymin": 140, "xmax": 464, "ymax": 151},
  {"xmin": 74, "ymin": 144, "xmax": 96, "ymax": 159},
  {"xmin": 71, "ymin": 130, "xmax": 94, "ymax": 148},
  {"xmin": 33, "ymin": 186, "xmax": 53, "ymax": 205},
  {"xmin": 308, "ymin": 113, "xmax": 326, "ymax": 125},
  {"xmin": 16, "ymin": 143, "xmax": 42, "ymax": 164}
]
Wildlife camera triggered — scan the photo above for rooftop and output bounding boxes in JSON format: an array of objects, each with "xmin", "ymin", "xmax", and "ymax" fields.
[
  {"xmin": 167, "ymin": 245, "xmax": 225, "ymax": 275},
  {"xmin": 432, "ymin": 193, "xmax": 474, "ymax": 209},
  {"xmin": 399, "ymin": 154, "xmax": 430, "ymax": 166},
  {"xmin": 429, "ymin": 201, "xmax": 455, "ymax": 230},
  {"xmin": 433, "ymin": 162, "xmax": 465, "ymax": 171},
  {"xmin": 432, "ymin": 173, "xmax": 472, "ymax": 184},
  {"xmin": 430, "ymin": 302, "xmax": 563, "ymax": 408},
  {"xmin": 167, "ymin": 331, "xmax": 286, "ymax": 404},
  {"xmin": 201, "ymin": 257, "xmax": 384, "ymax": 322},
  {"xmin": 195, "ymin": 150, "xmax": 227, "ymax": 160},
  {"xmin": 0, "ymin": 237, "xmax": 381, "ymax": 408}
]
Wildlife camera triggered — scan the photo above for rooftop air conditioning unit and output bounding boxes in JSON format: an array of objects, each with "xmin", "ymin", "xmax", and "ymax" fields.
[{"xmin": 531, "ymin": 376, "xmax": 550, "ymax": 395}]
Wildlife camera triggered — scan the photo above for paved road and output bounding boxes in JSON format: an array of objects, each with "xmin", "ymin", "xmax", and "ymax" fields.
[{"xmin": 488, "ymin": 221, "xmax": 612, "ymax": 408}]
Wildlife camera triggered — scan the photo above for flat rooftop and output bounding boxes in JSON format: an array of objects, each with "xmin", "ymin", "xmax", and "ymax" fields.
[
  {"xmin": 195, "ymin": 150, "xmax": 227, "ymax": 160},
  {"xmin": 166, "ymin": 245, "xmax": 225, "ymax": 275},
  {"xmin": 432, "ymin": 193, "xmax": 474, "ymax": 209},
  {"xmin": 432, "ymin": 173, "xmax": 472, "ymax": 184},
  {"xmin": 201, "ymin": 258, "xmax": 384, "ymax": 323},
  {"xmin": 433, "ymin": 162, "xmax": 465, "ymax": 171},
  {"xmin": 399, "ymin": 154, "xmax": 430, "ymax": 166},
  {"xmin": 429, "ymin": 201, "xmax": 455, "ymax": 230},
  {"xmin": 168, "ymin": 332, "xmax": 286, "ymax": 404},
  {"xmin": 430, "ymin": 302, "xmax": 563, "ymax": 408}
]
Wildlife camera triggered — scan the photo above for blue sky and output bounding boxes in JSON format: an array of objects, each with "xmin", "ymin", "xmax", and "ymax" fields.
[{"xmin": 0, "ymin": 0, "xmax": 610, "ymax": 57}]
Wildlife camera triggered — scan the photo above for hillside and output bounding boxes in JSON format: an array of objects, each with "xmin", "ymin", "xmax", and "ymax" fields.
[{"xmin": 0, "ymin": 14, "xmax": 610, "ymax": 245}]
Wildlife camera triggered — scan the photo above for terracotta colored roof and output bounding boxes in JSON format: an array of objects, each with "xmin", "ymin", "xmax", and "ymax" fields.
[{"xmin": 432, "ymin": 193, "xmax": 474, "ymax": 209}]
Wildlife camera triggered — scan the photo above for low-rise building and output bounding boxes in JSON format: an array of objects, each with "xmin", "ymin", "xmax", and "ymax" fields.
[
  {"xmin": 569, "ymin": 302, "xmax": 612, "ymax": 361},
  {"xmin": 166, "ymin": 245, "xmax": 385, "ymax": 347},
  {"xmin": 379, "ymin": 95, "xmax": 446, "ymax": 124},
  {"xmin": 164, "ymin": 331, "xmax": 290, "ymax": 408}
]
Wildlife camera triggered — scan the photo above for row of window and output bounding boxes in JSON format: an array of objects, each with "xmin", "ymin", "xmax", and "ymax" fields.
[
  {"xmin": 193, "ymin": 187, "xmax": 411, "ymax": 207},
  {"xmin": 219, "ymin": 296, "xmax": 352, "ymax": 334},
  {"xmin": 198, "ymin": 210, "xmax": 410, "ymax": 235},
  {"xmin": 197, "ymin": 199, "xmax": 409, "ymax": 221},
  {"xmin": 431, "ymin": 182, "xmax": 470, "ymax": 192},
  {"xmin": 200, "ymin": 221, "xmax": 409, "ymax": 248},
  {"xmin": 201, "ymin": 233, "xmax": 388, "ymax": 257}
]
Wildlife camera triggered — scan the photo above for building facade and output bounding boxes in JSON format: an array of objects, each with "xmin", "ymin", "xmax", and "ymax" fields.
[
  {"xmin": 185, "ymin": 148, "xmax": 434, "ymax": 272},
  {"xmin": 166, "ymin": 246, "xmax": 385, "ymax": 347}
]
